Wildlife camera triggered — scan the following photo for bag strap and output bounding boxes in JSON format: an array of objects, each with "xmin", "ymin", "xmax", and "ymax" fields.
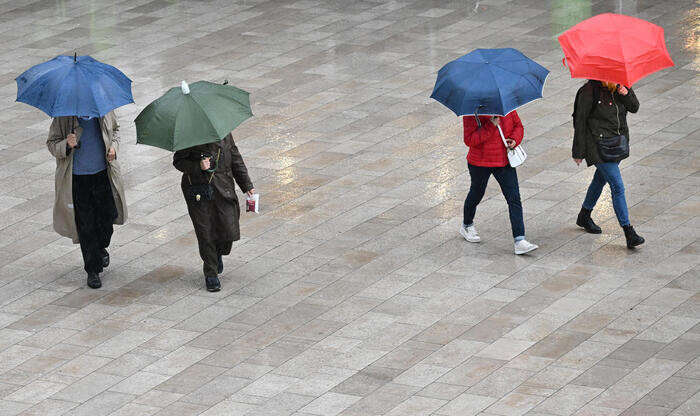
[
  {"xmin": 187, "ymin": 148, "xmax": 221, "ymax": 185},
  {"xmin": 497, "ymin": 125, "xmax": 510, "ymax": 149}
]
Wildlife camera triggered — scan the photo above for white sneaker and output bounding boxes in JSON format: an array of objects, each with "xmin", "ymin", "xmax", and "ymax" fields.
[
  {"xmin": 514, "ymin": 239, "xmax": 538, "ymax": 255},
  {"xmin": 460, "ymin": 224, "xmax": 481, "ymax": 242}
]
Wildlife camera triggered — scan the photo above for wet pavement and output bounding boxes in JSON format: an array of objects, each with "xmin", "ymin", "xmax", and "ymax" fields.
[{"xmin": 0, "ymin": 0, "xmax": 698, "ymax": 415}]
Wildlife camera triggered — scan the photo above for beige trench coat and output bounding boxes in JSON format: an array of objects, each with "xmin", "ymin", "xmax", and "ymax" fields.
[{"xmin": 46, "ymin": 112, "xmax": 128, "ymax": 243}]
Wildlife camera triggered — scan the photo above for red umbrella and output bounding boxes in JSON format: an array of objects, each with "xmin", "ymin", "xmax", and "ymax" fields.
[{"xmin": 558, "ymin": 13, "xmax": 674, "ymax": 86}]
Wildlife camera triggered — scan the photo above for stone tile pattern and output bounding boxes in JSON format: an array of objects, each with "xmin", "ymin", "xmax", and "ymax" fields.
[{"xmin": 0, "ymin": 0, "xmax": 698, "ymax": 415}]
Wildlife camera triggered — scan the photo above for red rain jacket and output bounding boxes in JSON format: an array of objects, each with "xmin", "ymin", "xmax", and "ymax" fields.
[{"xmin": 463, "ymin": 111, "xmax": 524, "ymax": 167}]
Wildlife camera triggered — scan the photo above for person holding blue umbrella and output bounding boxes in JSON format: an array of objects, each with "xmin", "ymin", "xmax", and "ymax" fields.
[
  {"xmin": 431, "ymin": 48, "xmax": 548, "ymax": 255},
  {"xmin": 17, "ymin": 54, "xmax": 132, "ymax": 289}
]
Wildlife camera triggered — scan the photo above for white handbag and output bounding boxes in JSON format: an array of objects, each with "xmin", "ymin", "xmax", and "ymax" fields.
[{"xmin": 497, "ymin": 124, "xmax": 527, "ymax": 168}]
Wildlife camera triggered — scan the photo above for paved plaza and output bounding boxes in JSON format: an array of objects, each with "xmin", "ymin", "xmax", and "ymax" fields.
[{"xmin": 1, "ymin": 0, "xmax": 699, "ymax": 415}]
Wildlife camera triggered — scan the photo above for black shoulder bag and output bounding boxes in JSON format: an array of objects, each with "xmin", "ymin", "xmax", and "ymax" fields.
[
  {"xmin": 597, "ymin": 134, "xmax": 629, "ymax": 162},
  {"xmin": 186, "ymin": 148, "xmax": 220, "ymax": 203}
]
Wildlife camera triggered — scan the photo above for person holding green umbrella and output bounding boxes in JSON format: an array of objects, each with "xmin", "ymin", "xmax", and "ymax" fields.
[{"xmin": 136, "ymin": 80, "xmax": 255, "ymax": 292}]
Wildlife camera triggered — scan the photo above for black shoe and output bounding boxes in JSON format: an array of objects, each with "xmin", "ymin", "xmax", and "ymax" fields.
[
  {"xmin": 101, "ymin": 249, "xmax": 110, "ymax": 268},
  {"xmin": 577, "ymin": 208, "xmax": 602, "ymax": 234},
  {"xmin": 205, "ymin": 276, "xmax": 221, "ymax": 292},
  {"xmin": 623, "ymin": 225, "xmax": 645, "ymax": 248},
  {"xmin": 217, "ymin": 255, "xmax": 223, "ymax": 274},
  {"xmin": 87, "ymin": 272, "xmax": 101, "ymax": 289}
]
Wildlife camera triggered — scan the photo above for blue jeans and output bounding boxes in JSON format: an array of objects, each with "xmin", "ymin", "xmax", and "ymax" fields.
[
  {"xmin": 464, "ymin": 164, "xmax": 525, "ymax": 241},
  {"xmin": 582, "ymin": 162, "xmax": 630, "ymax": 227}
]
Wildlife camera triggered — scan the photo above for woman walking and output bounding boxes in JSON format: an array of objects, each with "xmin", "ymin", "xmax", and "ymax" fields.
[
  {"xmin": 460, "ymin": 111, "xmax": 538, "ymax": 255},
  {"xmin": 174, "ymin": 133, "xmax": 255, "ymax": 291},
  {"xmin": 47, "ymin": 112, "xmax": 127, "ymax": 289},
  {"xmin": 572, "ymin": 80, "xmax": 644, "ymax": 248}
]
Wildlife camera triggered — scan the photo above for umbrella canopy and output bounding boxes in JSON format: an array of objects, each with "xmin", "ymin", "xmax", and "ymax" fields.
[
  {"xmin": 558, "ymin": 13, "xmax": 674, "ymax": 86},
  {"xmin": 16, "ymin": 54, "xmax": 133, "ymax": 118},
  {"xmin": 135, "ymin": 81, "xmax": 252, "ymax": 152},
  {"xmin": 430, "ymin": 48, "xmax": 549, "ymax": 117}
]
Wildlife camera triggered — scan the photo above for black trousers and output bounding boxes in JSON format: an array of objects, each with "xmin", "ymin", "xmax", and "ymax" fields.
[
  {"xmin": 72, "ymin": 170, "xmax": 117, "ymax": 274},
  {"xmin": 464, "ymin": 164, "xmax": 525, "ymax": 239}
]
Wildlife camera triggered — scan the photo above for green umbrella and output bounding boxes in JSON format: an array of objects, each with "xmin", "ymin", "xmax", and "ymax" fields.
[{"xmin": 135, "ymin": 80, "xmax": 252, "ymax": 152}]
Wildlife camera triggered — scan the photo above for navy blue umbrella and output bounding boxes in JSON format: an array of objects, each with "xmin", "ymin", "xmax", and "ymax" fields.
[
  {"xmin": 430, "ymin": 48, "xmax": 549, "ymax": 117},
  {"xmin": 16, "ymin": 54, "xmax": 133, "ymax": 118}
]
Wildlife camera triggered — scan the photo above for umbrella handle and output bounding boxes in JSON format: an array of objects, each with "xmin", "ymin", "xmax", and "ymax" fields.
[{"xmin": 474, "ymin": 105, "xmax": 485, "ymax": 128}]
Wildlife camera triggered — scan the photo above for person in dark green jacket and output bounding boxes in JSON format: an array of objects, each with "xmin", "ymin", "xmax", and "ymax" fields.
[
  {"xmin": 174, "ymin": 133, "xmax": 255, "ymax": 292},
  {"xmin": 572, "ymin": 80, "xmax": 644, "ymax": 249}
]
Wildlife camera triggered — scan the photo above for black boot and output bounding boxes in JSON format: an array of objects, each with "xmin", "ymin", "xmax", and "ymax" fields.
[
  {"xmin": 87, "ymin": 272, "xmax": 102, "ymax": 289},
  {"xmin": 101, "ymin": 249, "xmax": 110, "ymax": 268},
  {"xmin": 577, "ymin": 208, "xmax": 601, "ymax": 234},
  {"xmin": 623, "ymin": 225, "xmax": 644, "ymax": 248},
  {"xmin": 205, "ymin": 276, "xmax": 221, "ymax": 292},
  {"xmin": 217, "ymin": 254, "xmax": 223, "ymax": 274}
]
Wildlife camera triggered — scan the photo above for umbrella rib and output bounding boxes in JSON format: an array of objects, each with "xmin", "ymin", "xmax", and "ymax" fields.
[
  {"xmin": 77, "ymin": 64, "xmax": 101, "ymax": 117},
  {"xmin": 616, "ymin": 30, "xmax": 631, "ymax": 84},
  {"xmin": 484, "ymin": 65, "xmax": 506, "ymax": 115},
  {"xmin": 93, "ymin": 65, "xmax": 131, "ymax": 116},
  {"xmin": 186, "ymin": 93, "xmax": 223, "ymax": 143},
  {"xmin": 49, "ymin": 66, "xmax": 77, "ymax": 116},
  {"xmin": 488, "ymin": 62, "xmax": 541, "ymax": 93},
  {"xmin": 16, "ymin": 57, "xmax": 60, "ymax": 101},
  {"xmin": 87, "ymin": 65, "xmax": 110, "ymax": 116}
]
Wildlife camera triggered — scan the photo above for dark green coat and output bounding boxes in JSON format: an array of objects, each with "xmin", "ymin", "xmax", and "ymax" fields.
[
  {"xmin": 173, "ymin": 133, "xmax": 253, "ymax": 245},
  {"xmin": 572, "ymin": 81, "xmax": 640, "ymax": 166}
]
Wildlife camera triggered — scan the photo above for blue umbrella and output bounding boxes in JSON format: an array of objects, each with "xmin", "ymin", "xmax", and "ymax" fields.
[
  {"xmin": 16, "ymin": 54, "xmax": 133, "ymax": 118},
  {"xmin": 430, "ymin": 48, "xmax": 549, "ymax": 117}
]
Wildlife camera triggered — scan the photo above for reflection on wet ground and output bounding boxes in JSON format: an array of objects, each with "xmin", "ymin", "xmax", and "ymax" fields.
[{"xmin": 0, "ymin": 1, "xmax": 698, "ymax": 415}]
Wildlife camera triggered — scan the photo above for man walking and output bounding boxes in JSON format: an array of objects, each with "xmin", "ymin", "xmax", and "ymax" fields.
[{"xmin": 47, "ymin": 111, "xmax": 127, "ymax": 288}]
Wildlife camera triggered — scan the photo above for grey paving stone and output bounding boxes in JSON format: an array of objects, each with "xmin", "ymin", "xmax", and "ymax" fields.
[
  {"xmin": 656, "ymin": 339, "xmax": 700, "ymax": 362},
  {"xmin": 525, "ymin": 330, "xmax": 592, "ymax": 360},
  {"xmin": 340, "ymin": 383, "xmax": 421, "ymax": 416},
  {"xmin": 331, "ymin": 365, "xmax": 402, "ymax": 397},
  {"xmin": 620, "ymin": 404, "xmax": 672, "ymax": 416},
  {"xmin": 468, "ymin": 366, "xmax": 534, "ymax": 398},
  {"xmin": 300, "ymin": 392, "xmax": 361, "ymax": 415},
  {"xmin": 417, "ymin": 382, "xmax": 468, "ymax": 401},
  {"xmin": 438, "ymin": 357, "xmax": 505, "ymax": 387},
  {"xmin": 572, "ymin": 364, "xmax": 632, "ymax": 389},
  {"xmin": 534, "ymin": 384, "xmax": 604, "ymax": 415},
  {"xmin": 638, "ymin": 376, "xmax": 700, "ymax": 409},
  {"xmin": 601, "ymin": 339, "xmax": 668, "ymax": 367},
  {"xmin": 675, "ymin": 357, "xmax": 700, "ymax": 380}
]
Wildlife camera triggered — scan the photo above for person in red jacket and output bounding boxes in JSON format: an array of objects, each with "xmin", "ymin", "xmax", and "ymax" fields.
[{"xmin": 460, "ymin": 110, "xmax": 538, "ymax": 255}]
